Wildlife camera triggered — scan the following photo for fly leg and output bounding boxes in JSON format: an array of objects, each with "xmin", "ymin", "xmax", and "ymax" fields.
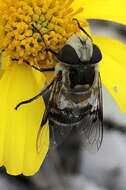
[
  {"xmin": 24, "ymin": 60, "xmax": 55, "ymax": 72},
  {"xmin": 15, "ymin": 79, "xmax": 55, "ymax": 110},
  {"xmin": 12, "ymin": 58, "xmax": 55, "ymax": 72}
]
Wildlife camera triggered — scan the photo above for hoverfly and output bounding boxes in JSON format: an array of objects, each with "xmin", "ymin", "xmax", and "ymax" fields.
[{"xmin": 15, "ymin": 19, "xmax": 103, "ymax": 152}]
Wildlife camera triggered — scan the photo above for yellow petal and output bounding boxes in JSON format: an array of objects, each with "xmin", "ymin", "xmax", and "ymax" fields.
[
  {"xmin": 72, "ymin": 0, "xmax": 126, "ymax": 25},
  {"xmin": 44, "ymin": 71, "xmax": 55, "ymax": 84},
  {"xmin": 93, "ymin": 35, "xmax": 126, "ymax": 112},
  {"xmin": 0, "ymin": 63, "xmax": 49, "ymax": 176}
]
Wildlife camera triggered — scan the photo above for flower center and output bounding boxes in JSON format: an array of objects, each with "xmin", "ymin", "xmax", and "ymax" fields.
[{"xmin": 0, "ymin": 0, "xmax": 86, "ymax": 67}]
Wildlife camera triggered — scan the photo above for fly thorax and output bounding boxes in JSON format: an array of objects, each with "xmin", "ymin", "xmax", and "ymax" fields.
[
  {"xmin": 56, "ymin": 64, "xmax": 94, "ymax": 109},
  {"xmin": 62, "ymin": 64, "xmax": 96, "ymax": 92}
]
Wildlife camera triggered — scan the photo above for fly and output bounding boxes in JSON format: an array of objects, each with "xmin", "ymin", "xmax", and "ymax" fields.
[{"xmin": 15, "ymin": 18, "xmax": 103, "ymax": 152}]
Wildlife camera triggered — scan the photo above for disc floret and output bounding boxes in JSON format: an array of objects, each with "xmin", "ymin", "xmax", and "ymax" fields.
[{"xmin": 0, "ymin": 0, "xmax": 85, "ymax": 67}]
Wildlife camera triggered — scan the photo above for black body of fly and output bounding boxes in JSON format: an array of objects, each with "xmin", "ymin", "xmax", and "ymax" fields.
[{"xmin": 15, "ymin": 19, "xmax": 103, "ymax": 152}]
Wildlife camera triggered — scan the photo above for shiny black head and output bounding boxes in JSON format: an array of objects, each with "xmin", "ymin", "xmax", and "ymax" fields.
[{"xmin": 56, "ymin": 34, "xmax": 102, "ymax": 65}]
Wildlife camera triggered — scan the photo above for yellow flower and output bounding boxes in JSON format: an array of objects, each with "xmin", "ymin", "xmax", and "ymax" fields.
[
  {"xmin": 0, "ymin": 0, "xmax": 84, "ymax": 67},
  {"xmin": 0, "ymin": 0, "xmax": 126, "ymax": 176}
]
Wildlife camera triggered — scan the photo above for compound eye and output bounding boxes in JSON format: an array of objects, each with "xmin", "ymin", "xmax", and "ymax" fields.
[
  {"xmin": 90, "ymin": 44, "xmax": 102, "ymax": 64},
  {"xmin": 57, "ymin": 44, "xmax": 81, "ymax": 64}
]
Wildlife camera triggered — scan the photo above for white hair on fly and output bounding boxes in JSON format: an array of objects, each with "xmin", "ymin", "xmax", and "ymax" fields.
[{"xmin": 66, "ymin": 34, "xmax": 93, "ymax": 62}]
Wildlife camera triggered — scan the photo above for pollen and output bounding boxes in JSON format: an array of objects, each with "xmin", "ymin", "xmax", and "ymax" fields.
[{"xmin": 0, "ymin": 0, "xmax": 86, "ymax": 67}]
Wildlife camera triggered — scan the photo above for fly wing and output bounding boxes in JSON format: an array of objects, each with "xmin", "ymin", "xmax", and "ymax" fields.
[
  {"xmin": 75, "ymin": 73, "xmax": 103, "ymax": 152},
  {"xmin": 49, "ymin": 77, "xmax": 73, "ymax": 147},
  {"xmin": 36, "ymin": 78, "xmax": 57, "ymax": 152}
]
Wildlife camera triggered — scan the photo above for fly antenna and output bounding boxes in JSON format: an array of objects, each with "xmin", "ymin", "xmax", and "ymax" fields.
[
  {"xmin": 31, "ymin": 24, "xmax": 47, "ymax": 48},
  {"xmin": 31, "ymin": 24, "xmax": 58, "ymax": 56},
  {"xmin": 73, "ymin": 18, "xmax": 93, "ymax": 42}
]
